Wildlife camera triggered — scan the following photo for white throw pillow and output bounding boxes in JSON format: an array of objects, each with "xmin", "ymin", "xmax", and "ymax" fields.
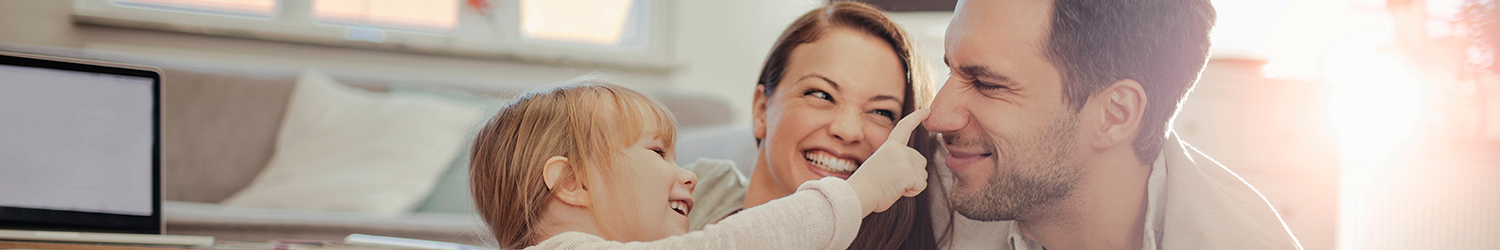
[{"xmin": 221, "ymin": 70, "xmax": 484, "ymax": 215}]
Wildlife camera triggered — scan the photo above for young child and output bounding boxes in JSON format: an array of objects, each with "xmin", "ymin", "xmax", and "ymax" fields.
[{"xmin": 469, "ymin": 78, "xmax": 929, "ymax": 249}]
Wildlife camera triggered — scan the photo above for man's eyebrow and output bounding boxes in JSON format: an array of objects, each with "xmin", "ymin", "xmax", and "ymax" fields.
[
  {"xmin": 956, "ymin": 64, "xmax": 1014, "ymax": 84},
  {"xmin": 798, "ymin": 73, "xmax": 841, "ymax": 92}
]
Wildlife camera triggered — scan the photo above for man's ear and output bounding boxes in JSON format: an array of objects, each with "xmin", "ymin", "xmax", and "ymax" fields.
[
  {"xmin": 543, "ymin": 156, "xmax": 591, "ymax": 207},
  {"xmin": 752, "ymin": 85, "xmax": 770, "ymax": 140},
  {"xmin": 1090, "ymin": 80, "xmax": 1146, "ymax": 150}
]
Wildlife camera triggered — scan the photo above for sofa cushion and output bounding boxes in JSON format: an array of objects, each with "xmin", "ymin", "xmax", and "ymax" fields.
[
  {"xmin": 160, "ymin": 69, "xmax": 294, "ymax": 203},
  {"xmin": 387, "ymin": 84, "xmax": 507, "ymax": 215},
  {"xmin": 676, "ymin": 126, "xmax": 758, "ymax": 175},
  {"xmin": 220, "ymin": 70, "xmax": 484, "ymax": 214}
]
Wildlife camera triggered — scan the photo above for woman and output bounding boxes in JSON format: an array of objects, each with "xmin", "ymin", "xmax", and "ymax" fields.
[{"xmin": 685, "ymin": 2, "xmax": 946, "ymax": 249}]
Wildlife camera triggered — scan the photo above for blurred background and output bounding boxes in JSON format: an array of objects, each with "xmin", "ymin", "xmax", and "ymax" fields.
[{"xmin": 0, "ymin": 0, "xmax": 1497, "ymax": 249}]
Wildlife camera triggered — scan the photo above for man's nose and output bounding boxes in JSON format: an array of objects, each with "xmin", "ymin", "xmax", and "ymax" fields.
[{"xmin": 924, "ymin": 78, "xmax": 970, "ymax": 133}]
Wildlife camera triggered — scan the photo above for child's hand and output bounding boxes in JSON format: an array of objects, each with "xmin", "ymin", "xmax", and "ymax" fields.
[{"xmin": 847, "ymin": 109, "xmax": 930, "ymax": 216}]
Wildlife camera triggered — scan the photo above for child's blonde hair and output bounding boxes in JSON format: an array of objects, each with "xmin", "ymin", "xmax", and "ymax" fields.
[{"xmin": 469, "ymin": 76, "xmax": 678, "ymax": 248}]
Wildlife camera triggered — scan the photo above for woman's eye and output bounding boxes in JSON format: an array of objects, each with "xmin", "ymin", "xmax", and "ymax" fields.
[
  {"xmin": 805, "ymin": 90, "xmax": 833, "ymax": 102},
  {"xmin": 650, "ymin": 148, "xmax": 666, "ymax": 157},
  {"xmin": 873, "ymin": 110, "xmax": 896, "ymax": 121}
]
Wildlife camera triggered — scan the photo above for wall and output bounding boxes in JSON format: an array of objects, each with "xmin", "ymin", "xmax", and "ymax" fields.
[{"xmin": 666, "ymin": 0, "xmax": 820, "ymax": 126}]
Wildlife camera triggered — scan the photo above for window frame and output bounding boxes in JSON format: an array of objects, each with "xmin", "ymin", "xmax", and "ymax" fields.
[{"xmin": 71, "ymin": 0, "xmax": 676, "ymax": 72}]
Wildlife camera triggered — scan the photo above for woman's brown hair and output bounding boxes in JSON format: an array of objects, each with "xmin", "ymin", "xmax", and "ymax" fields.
[
  {"xmin": 468, "ymin": 77, "xmax": 678, "ymax": 248},
  {"xmin": 755, "ymin": 2, "xmax": 949, "ymax": 249}
]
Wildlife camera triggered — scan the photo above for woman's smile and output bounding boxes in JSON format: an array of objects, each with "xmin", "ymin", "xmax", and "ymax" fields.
[{"xmin": 802, "ymin": 149, "xmax": 861, "ymax": 177}]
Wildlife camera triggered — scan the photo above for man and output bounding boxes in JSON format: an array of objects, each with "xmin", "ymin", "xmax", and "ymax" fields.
[{"xmin": 924, "ymin": 0, "xmax": 1302, "ymax": 249}]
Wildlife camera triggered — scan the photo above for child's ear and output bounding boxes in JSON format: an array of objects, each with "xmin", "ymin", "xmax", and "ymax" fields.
[{"xmin": 543, "ymin": 156, "xmax": 592, "ymax": 207}]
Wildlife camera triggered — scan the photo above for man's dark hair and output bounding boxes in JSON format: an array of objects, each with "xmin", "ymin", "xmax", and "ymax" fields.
[{"xmin": 1046, "ymin": 0, "xmax": 1216, "ymax": 165}]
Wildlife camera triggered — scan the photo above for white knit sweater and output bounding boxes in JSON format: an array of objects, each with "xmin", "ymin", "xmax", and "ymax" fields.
[{"xmin": 526, "ymin": 177, "xmax": 864, "ymax": 250}]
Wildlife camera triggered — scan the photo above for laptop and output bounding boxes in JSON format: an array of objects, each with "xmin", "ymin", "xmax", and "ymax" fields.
[{"xmin": 0, "ymin": 51, "xmax": 211, "ymax": 246}]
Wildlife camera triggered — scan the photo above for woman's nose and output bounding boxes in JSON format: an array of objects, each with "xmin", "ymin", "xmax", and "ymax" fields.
[
  {"xmin": 924, "ymin": 79, "xmax": 970, "ymax": 133},
  {"xmin": 828, "ymin": 109, "xmax": 864, "ymax": 144}
]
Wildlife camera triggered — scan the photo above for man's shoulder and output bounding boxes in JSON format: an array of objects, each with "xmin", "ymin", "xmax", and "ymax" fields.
[{"xmin": 1157, "ymin": 136, "xmax": 1303, "ymax": 249}]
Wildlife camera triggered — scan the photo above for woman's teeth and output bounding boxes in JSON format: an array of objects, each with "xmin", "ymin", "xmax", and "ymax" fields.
[
  {"xmin": 804, "ymin": 151, "xmax": 857, "ymax": 174},
  {"xmin": 669, "ymin": 200, "xmax": 688, "ymax": 215}
]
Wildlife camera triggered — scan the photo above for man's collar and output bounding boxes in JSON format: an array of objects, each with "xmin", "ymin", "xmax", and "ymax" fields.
[{"xmin": 1140, "ymin": 150, "xmax": 1169, "ymax": 250}]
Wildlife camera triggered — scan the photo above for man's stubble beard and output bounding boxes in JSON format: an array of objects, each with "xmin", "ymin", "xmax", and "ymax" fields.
[{"xmin": 948, "ymin": 113, "xmax": 1082, "ymax": 222}]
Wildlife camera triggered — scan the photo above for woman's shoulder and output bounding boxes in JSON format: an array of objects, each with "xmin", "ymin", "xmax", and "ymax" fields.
[
  {"xmin": 686, "ymin": 158, "xmax": 747, "ymax": 182},
  {"xmin": 684, "ymin": 158, "xmax": 749, "ymax": 231}
]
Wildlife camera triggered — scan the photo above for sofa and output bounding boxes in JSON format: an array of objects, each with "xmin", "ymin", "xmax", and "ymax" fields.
[{"xmin": 0, "ymin": 44, "xmax": 735, "ymax": 245}]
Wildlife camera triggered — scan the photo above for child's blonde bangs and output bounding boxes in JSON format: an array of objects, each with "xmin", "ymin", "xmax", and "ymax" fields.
[
  {"xmin": 569, "ymin": 81, "xmax": 680, "ymax": 171},
  {"xmin": 608, "ymin": 87, "xmax": 679, "ymax": 155}
]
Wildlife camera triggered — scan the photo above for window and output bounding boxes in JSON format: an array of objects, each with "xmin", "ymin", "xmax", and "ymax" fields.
[
  {"xmin": 73, "ymin": 0, "xmax": 673, "ymax": 70},
  {"xmin": 520, "ymin": 0, "xmax": 634, "ymax": 46},
  {"xmin": 112, "ymin": 0, "xmax": 276, "ymax": 17},
  {"xmin": 314, "ymin": 0, "xmax": 459, "ymax": 31}
]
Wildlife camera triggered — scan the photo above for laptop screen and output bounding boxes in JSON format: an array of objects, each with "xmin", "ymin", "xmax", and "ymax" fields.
[{"xmin": 0, "ymin": 52, "xmax": 161, "ymax": 234}]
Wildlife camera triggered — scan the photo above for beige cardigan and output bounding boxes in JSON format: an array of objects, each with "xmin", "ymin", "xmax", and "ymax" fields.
[
  {"xmin": 526, "ymin": 177, "xmax": 864, "ymax": 250},
  {"xmin": 682, "ymin": 158, "xmax": 747, "ymax": 231}
]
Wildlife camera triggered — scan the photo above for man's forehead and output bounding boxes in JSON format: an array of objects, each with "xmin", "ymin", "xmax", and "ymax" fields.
[
  {"xmin": 946, "ymin": 0, "xmax": 1056, "ymax": 79},
  {"xmin": 946, "ymin": 0, "xmax": 1053, "ymax": 60}
]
